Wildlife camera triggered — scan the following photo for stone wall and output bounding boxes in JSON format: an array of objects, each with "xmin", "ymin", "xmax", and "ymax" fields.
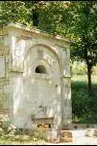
[
  {"xmin": 0, "ymin": 31, "xmax": 12, "ymax": 115},
  {"xmin": 0, "ymin": 23, "xmax": 71, "ymax": 128},
  {"xmin": 0, "ymin": 56, "xmax": 10, "ymax": 114}
]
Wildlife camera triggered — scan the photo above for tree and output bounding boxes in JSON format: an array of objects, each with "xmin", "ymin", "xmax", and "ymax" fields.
[
  {"xmin": 70, "ymin": 1, "xmax": 97, "ymax": 92},
  {"xmin": 33, "ymin": 1, "xmax": 97, "ymax": 92},
  {"xmin": 37, "ymin": 1, "xmax": 73, "ymax": 36},
  {"xmin": 1, "ymin": 1, "xmax": 97, "ymax": 92},
  {"xmin": 0, "ymin": 1, "xmax": 73, "ymax": 35},
  {"xmin": 0, "ymin": 1, "xmax": 32, "ymax": 28}
]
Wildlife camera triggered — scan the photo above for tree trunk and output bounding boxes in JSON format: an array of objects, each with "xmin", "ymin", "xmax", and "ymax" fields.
[
  {"xmin": 84, "ymin": 47, "xmax": 92, "ymax": 92},
  {"xmin": 87, "ymin": 63, "xmax": 92, "ymax": 92}
]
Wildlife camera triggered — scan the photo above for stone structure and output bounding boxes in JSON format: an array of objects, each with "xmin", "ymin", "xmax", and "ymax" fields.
[{"xmin": 0, "ymin": 23, "xmax": 72, "ymax": 129}]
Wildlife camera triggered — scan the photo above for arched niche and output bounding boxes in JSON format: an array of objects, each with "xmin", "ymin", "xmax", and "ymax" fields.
[{"xmin": 35, "ymin": 65, "xmax": 47, "ymax": 74}]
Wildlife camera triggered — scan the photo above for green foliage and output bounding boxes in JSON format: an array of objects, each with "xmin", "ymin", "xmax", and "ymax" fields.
[
  {"xmin": 0, "ymin": 1, "xmax": 32, "ymax": 28},
  {"xmin": 72, "ymin": 66, "xmax": 87, "ymax": 75},
  {"xmin": 72, "ymin": 61, "xmax": 87, "ymax": 75},
  {"xmin": 92, "ymin": 65, "xmax": 97, "ymax": 75},
  {"xmin": 37, "ymin": 1, "xmax": 73, "ymax": 36},
  {"xmin": 0, "ymin": 1, "xmax": 73, "ymax": 37},
  {"xmin": 70, "ymin": 1, "xmax": 97, "ymax": 91},
  {"xmin": 72, "ymin": 62, "xmax": 97, "ymax": 76},
  {"xmin": 72, "ymin": 75, "xmax": 97, "ymax": 124}
]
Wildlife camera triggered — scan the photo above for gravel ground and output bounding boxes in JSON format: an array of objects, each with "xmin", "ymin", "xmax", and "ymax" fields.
[
  {"xmin": 11, "ymin": 129, "xmax": 97, "ymax": 145},
  {"xmin": 45, "ymin": 129, "xmax": 97, "ymax": 145}
]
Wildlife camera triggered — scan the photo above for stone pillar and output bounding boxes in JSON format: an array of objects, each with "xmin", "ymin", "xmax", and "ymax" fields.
[{"xmin": 61, "ymin": 77, "xmax": 72, "ymax": 126}]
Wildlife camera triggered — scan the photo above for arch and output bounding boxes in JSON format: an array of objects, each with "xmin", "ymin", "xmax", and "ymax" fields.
[
  {"xmin": 35, "ymin": 65, "xmax": 47, "ymax": 74},
  {"xmin": 25, "ymin": 57, "xmax": 52, "ymax": 77},
  {"xmin": 24, "ymin": 44, "xmax": 62, "ymax": 75}
]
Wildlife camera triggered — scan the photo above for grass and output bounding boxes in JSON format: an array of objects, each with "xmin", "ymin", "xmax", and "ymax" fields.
[
  {"xmin": 0, "ymin": 138, "xmax": 45, "ymax": 145},
  {"xmin": 0, "ymin": 126, "xmax": 47, "ymax": 145},
  {"xmin": 72, "ymin": 75, "xmax": 97, "ymax": 124}
]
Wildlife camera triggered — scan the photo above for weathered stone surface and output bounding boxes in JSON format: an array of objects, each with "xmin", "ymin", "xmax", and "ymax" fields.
[
  {"xmin": 47, "ymin": 128, "xmax": 60, "ymax": 143},
  {"xmin": 0, "ymin": 57, "xmax": 5, "ymax": 77},
  {"xmin": 60, "ymin": 130, "xmax": 72, "ymax": 142},
  {"xmin": 85, "ymin": 129, "xmax": 94, "ymax": 137},
  {"xmin": 93, "ymin": 129, "xmax": 97, "ymax": 137},
  {"xmin": 0, "ymin": 78, "xmax": 9, "ymax": 86},
  {"xmin": 0, "ymin": 87, "xmax": 3, "ymax": 93},
  {"xmin": 0, "ymin": 23, "xmax": 71, "ymax": 129}
]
